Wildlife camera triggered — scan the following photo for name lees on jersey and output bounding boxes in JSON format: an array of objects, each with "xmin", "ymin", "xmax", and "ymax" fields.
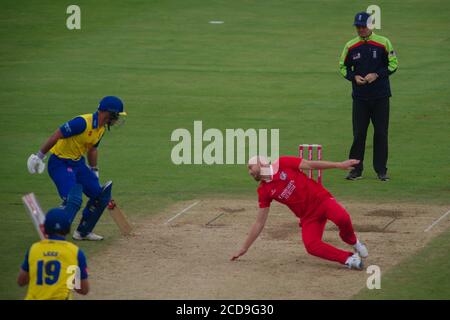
[{"xmin": 43, "ymin": 251, "xmax": 59, "ymax": 257}]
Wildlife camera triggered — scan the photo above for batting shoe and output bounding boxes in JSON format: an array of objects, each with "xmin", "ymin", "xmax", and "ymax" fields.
[
  {"xmin": 73, "ymin": 230, "xmax": 104, "ymax": 241},
  {"xmin": 345, "ymin": 253, "xmax": 364, "ymax": 270},
  {"xmin": 353, "ymin": 240, "xmax": 369, "ymax": 258}
]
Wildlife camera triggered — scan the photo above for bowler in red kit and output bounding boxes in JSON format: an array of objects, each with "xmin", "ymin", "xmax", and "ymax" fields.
[{"xmin": 231, "ymin": 155, "xmax": 368, "ymax": 270}]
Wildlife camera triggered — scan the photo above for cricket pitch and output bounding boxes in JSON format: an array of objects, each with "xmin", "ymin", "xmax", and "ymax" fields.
[{"xmin": 81, "ymin": 198, "xmax": 449, "ymax": 299}]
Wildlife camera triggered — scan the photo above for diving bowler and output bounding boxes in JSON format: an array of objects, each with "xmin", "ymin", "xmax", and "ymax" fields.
[{"xmin": 231, "ymin": 155, "xmax": 368, "ymax": 270}]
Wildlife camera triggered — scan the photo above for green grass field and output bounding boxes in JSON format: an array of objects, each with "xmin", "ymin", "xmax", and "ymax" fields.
[
  {"xmin": 1, "ymin": 0, "xmax": 449, "ymax": 299},
  {"xmin": 355, "ymin": 229, "xmax": 450, "ymax": 299}
]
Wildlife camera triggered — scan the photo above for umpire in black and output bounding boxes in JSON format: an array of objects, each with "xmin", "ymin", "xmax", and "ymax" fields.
[{"xmin": 339, "ymin": 12, "xmax": 398, "ymax": 181}]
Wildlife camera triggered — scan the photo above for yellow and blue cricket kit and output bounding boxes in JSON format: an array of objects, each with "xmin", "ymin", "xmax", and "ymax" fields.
[
  {"xmin": 48, "ymin": 111, "xmax": 105, "ymax": 201},
  {"xmin": 47, "ymin": 96, "xmax": 126, "ymax": 237},
  {"xmin": 51, "ymin": 112, "xmax": 105, "ymax": 161},
  {"xmin": 21, "ymin": 235, "xmax": 88, "ymax": 300}
]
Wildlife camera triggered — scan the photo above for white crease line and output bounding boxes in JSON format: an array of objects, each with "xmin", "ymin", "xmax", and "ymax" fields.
[
  {"xmin": 424, "ymin": 209, "xmax": 450, "ymax": 232},
  {"xmin": 166, "ymin": 201, "xmax": 200, "ymax": 224}
]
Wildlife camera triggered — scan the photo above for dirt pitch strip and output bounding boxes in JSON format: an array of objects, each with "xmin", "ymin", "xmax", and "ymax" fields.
[{"xmin": 82, "ymin": 199, "xmax": 449, "ymax": 299}]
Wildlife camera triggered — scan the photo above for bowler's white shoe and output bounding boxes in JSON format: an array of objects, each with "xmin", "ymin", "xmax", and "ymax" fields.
[
  {"xmin": 345, "ymin": 253, "xmax": 364, "ymax": 270},
  {"xmin": 353, "ymin": 240, "xmax": 369, "ymax": 258},
  {"xmin": 73, "ymin": 231, "xmax": 104, "ymax": 241}
]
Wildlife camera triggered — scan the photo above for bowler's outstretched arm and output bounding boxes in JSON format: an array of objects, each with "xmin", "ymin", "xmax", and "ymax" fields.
[
  {"xmin": 300, "ymin": 159, "xmax": 360, "ymax": 171},
  {"xmin": 231, "ymin": 207, "xmax": 270, "ymax": 261}
]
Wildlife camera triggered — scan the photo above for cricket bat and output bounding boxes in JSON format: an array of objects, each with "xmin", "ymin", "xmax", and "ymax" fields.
[
  {"xmin": 107, "ymin": 199, "xmax": 132, "ymax": 235},
  {"xmin": 22, "ymin": 193, "xmax": 46, "ymax": 240}
]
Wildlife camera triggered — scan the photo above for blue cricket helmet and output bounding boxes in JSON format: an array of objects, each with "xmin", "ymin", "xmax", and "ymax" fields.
[
  {"xmin": 44, "ymin": 208, "xmax": 71, "ymax": 235},
  {"xmin": 98, "ymin": 96, "xmax": 127, "ymax": 115}
]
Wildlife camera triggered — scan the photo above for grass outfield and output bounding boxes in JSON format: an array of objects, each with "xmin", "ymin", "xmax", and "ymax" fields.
[
  {"xmin": 0, "ymin": 0, "xmax": 449, "ymax": 299},
  {"xmin": 354, "ymin": 228, "xmax": 450, "ymax": 299}
]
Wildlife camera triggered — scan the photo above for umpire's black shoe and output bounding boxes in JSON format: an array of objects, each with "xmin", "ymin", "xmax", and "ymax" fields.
[
  {"xmin": 346, "ymin": 170, "xmax": 362, "ymax": 180},
  {"xmin": 377, "ymin": 173, "xmax": 390, "ymax": 181}
]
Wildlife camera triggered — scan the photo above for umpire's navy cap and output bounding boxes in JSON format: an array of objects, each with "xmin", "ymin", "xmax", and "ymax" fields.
[{"xmin": 353, "ymin": 12, "xmax": 371, "ymax": 27}]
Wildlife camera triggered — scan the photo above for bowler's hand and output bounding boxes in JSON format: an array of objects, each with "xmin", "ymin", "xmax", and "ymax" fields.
[
  {"xmin": 364, "ymin": 73, "xmax": 379, "ymax": 83},
  {"xmin": 355, "ymin": 75, "xmax": 367, "ymax": 85},
  {"xmin": 338, "ymin": 159, "xmax": 360, "ymax": 170},
  {"xmin": 231, "ymin": 248, "xmax": 247, "ymax": 261}
]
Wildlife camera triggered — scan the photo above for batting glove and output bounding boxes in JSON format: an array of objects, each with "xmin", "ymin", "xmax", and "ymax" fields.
[{"xmin": 27, "ymin": 152, "xmax": 46, "ymax": 174}]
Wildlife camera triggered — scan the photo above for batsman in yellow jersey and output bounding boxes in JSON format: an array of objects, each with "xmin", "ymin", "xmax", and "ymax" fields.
[
  {"xmin": 18, "ymin": 185, "xmax": 90, "ymax": 300},
  {"xmin": 27, "ymin": 96, "xmax": 126, "ymax": 240}
]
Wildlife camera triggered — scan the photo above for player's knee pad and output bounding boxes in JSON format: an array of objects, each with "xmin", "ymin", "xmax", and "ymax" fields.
[
  {"xmin": 81, "ymin": 181, "xmax": 112, "ymax": 216},
  {"xmin": 98, "ymin": 180, "xmax": 113, "ymax": 208},
  {"xmin": 78, "ymin": 181, "xmax": 113, "ymax": 236}
]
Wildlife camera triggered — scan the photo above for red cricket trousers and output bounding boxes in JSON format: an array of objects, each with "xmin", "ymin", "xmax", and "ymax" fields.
[{"xmin": 301, "ymin": 198, "xmax": 357, "ymax": 264}]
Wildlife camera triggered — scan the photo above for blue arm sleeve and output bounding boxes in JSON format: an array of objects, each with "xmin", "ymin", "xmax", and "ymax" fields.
[
  {"xmin": 77, "ymin": 249, "xmax": 88, "ymax": 280},
  {"xmin": 60, "ymin": 117, "xmax": 87, "ymax": 138},
  {"xmin": 21, "ymin": 249, "xmax": 29, "ymax": 272}
]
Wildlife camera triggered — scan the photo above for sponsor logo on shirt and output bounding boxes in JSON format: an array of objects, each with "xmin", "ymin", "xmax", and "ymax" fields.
[
  {"xmin": 352, "ymin": 52, "xmax": 361, "ymax": 60},
  {"xmin": 279, "ymin": 180, "xmax": 296, "ymax": 200}
]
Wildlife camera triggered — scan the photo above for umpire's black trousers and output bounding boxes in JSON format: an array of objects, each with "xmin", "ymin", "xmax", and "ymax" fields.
[{"xmin": 349, "ymin": 97, "xmax": 390, "ymax": 175}]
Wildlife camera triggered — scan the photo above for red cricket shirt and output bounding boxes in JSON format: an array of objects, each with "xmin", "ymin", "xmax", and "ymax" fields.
[{"xmin": 257, "ymin": 156, "xmax": 332, "ymax": 220}]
